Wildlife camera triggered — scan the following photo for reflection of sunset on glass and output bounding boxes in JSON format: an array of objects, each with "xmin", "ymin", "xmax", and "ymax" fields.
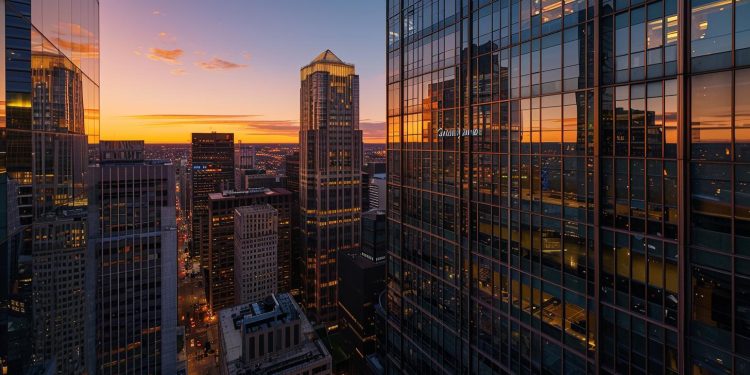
[{"xmin": 100, "ymin": 0, "xmax": 385, "ymax": 143}]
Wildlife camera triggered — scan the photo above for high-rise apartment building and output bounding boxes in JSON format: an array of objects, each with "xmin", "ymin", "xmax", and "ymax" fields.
[
  {"xmin": 234, "ymin": 204, "xmax": 279, "ymax": 304},
  {"xmin": 86, "ymin": 141, "xmax": 177, "ymax": 374},
  {"xmin": 386, "ymin": 0, "xmax": 750, "ymax": 374},
  {"xmin": 299, "ymin": 50, "xmax": 363, "ymax": 325},
  {"xmin": 206, "ymin": 189, "xmax": 291, "ymax": 312},
  {"xmin": 190, "ymin": 133, "xmax": 234, "ymax": 260},
  {"xmin": 1, "ymin": 1, "xmax": 100, "ymax": 373}
]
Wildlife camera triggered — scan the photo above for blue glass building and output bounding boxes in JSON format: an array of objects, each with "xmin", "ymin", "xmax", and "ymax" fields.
[{"xmin": 386, "ymin": 0, "xmax": 750, "ymax": 373}]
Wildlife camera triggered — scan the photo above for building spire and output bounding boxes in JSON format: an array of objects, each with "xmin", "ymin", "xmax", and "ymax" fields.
[{"xmin": 311, "ymin": 49, "xmax": 344, "ymax": 64}]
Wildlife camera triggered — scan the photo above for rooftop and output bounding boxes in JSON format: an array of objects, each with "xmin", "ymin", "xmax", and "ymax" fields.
[
  {"xmin": 218, "ymin": 294, "xmax": 331, "ymax": 375},
  {"xmin": 300, "ymin": 49, "xmax": 354, "ymax": 80},
  {"xmin": 208, "ymin": 187, "xmax": 291, "ymax": 200}
]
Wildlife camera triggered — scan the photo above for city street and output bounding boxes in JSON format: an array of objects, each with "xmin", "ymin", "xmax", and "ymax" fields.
[{"xmin": 179, "ymin": 262, "xmax": 220, "ymax": 375}]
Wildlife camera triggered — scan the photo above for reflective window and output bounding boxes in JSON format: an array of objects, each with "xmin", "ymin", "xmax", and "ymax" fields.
[
  {"xmin": 691, "ymin": 267, "xmax": 733, "ymax": 348},
  {"xmin": 691, "ymin": 72, "xmax": 732, "ymax": 160},
  {"xmin": 691, "ymin": 0, "xmax": 733, "ymax": 71}
]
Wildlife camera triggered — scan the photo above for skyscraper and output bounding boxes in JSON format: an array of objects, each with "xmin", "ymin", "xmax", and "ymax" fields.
[
  {"xmin": 86, "ymin": 141, "xmax": 177, "ymax": 374},
  {"xmin": 386, "ymin": 0, "xmax": 750, "ymax": 374},
  {"xmin": 284, "ymin": 151, "xmax": 302, "ymax": 292},
  {"xmin": 206, "ymin": 188, "xmax": 291, "ymax": 312},
  {"xmin": 234, "ymin": 204, "xmax": 279, "ymax": 304},
  {"xmin": 190, "ymin": 133, "xmax": 234, "ymax": 260},
  {"xmin": 299, "ymin": 50, "xmax": 363, "ymax": 326},
  {"xmin": 1, "ymin": 1, "xmax": 100, "ymax": 373}
]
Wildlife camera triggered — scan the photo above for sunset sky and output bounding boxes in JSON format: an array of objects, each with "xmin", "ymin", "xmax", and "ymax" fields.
[{"xmin": 100, "ymin": 0, "xmax": 385, "ymax": 143}]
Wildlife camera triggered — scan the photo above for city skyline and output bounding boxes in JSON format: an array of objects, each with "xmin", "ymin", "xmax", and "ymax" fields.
[
  {"xmin": 5, "ymin": 1, "xmax": 750, "ymax": 374},
  {"xmin": 100, "ymin": 0, "xmax": 386, "ymax": 144}
]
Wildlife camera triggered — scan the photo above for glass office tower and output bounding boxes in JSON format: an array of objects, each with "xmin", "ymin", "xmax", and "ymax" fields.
[
  {"xmin": 386, "ymin": 0, "xmax": 749, "ymax": 374},
  {"xmin": 1, "ymin": 1, "xmax": 99, "ymax": 373}
]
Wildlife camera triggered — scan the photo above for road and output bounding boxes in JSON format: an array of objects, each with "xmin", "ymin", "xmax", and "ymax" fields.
[{"xmin": 178, "ymin": 252, "xmax": 220, "ymax": 375}]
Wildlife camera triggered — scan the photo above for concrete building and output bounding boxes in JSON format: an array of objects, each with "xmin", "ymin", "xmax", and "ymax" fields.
[
  {"xmin": 86, "ymin": 141, "xmax": 177, "ymax": 374},
  {"xmin": 234, "ymin": 204, "xmax": 279, "ymax": 304},
  {"xmin": 206, "ymin": 189, "xmax": 292, "ymax": 312},
  {"xmin": 31, "ymin": 209, "xmax": 87, "ymax": 374},
  {"xmin": 218, "ymin": 294, "xmax": 331, "ymax": 375},
  {"xmin": 237, "ymin": 169, "xmax": 287, "ymax": 191}
]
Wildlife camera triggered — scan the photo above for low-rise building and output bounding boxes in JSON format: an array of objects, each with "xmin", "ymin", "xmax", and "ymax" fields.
[{"xmin": 218, "ymin": 294, "xmax": 332, "ymax": 375}]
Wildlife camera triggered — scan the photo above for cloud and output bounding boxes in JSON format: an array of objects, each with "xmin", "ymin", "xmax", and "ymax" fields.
[
  {"xmin": 147, "ymin": 48, "xmax": 184, "ymax": 65},
  {"xmin": 128, "ymin": 114, "xmax": 261, "ymax": 120},
  {"xmin": 69, "ymin": 23, "xmax": 94, "ymax": 38},
  {"xmin": 242, "ymin": 52, "xmax": 252, "ymax": 61},
  {"xmin": 170, "ymin": 68, "xmax": 187, "ymax": 76},
  {"xmin": 153, "ymin": 10, "xmax": 161, "ymax": 16},
  {"xmin": 196, "ymin": 57, "xmax": 247, "ymax": 71},
  {"xmin": 124, "ymin": 114, "xmax": 297, "ymax": 135},
  {"xmin": 158, "ymin": 32, "xmax": 177, "ymax": 43},
  {"xmin": 53, "ymin": 38, "xmax": 99, "ymax": 58},
  {"xmin": 360, "ymin": 121, "xmax": 386, "ymax": 142},
  {"xmin": 121, "ymin": 114, "xmax": 384, "ymax": 142}
]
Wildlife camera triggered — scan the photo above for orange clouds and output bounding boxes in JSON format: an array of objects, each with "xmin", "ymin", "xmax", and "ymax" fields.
[
  {"xmin": 361, "ymin": 121, "xmax": 386, "ymax": 143},
  {"xmin": 53, "ymin": 38, "xmax": 99, "ymax": 57},
  {"xmin": 108, "ymin": 114, "xmax": 384, "ymax": 143},
  {"xmin": 147, "ymin": 48, "xmax": 184, "ymax": 65},
  {"xmin": 196, "ymin": 57, "xmax": 247, "ymax": 70},
  {"xmin": 113, "ymin": 114, "xmax": 298, "ymax": 143},
  {"xmin": 126, "ymin": 114, "xmax": 294, "ymax": 130}
]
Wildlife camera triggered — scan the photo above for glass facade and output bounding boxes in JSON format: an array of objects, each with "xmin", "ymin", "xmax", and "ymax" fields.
[
  {"xmin": 299, "ymin": 50, "xmax": 363, "ymax": 326},
  {"xmin": 1, "ymin": 0, "xmax": 99, "ymax": 373},
  {"xmin": 386, "ymin": 0, "xmax": 749, "ymax": 373}
]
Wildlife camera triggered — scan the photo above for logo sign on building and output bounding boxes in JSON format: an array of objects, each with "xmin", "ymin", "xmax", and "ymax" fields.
[{"xmin": 437, "ymin": 128, "xmax": 483, "ymax": 138}]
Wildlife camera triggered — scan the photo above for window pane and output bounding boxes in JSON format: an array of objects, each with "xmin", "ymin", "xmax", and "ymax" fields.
[
  {"xmin": 737, "ymin": 69, "xmax": 750, "ymax": 160},
  {"xmin": 691, "ymin": 72, "xmax": 732, "ymax": 160},
  {"xmin": 691, "ymin": 163, "xmax": 732, "ymax": 252},
  {"xmin": 691, "ymin": 0, "xmax": 732, "ymax": 71},
  {"xmin": 691, "ymin": 267, "xmax": 732, "ymax": 348},
  {"xmin": 737, "ymin": 0, "xmax": 750, "ymax": 64}
]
